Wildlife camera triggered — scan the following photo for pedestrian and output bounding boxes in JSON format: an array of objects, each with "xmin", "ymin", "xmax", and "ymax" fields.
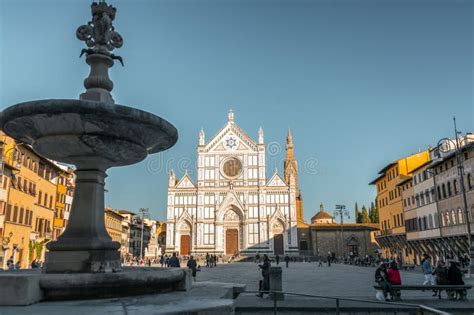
[
  {"xmin": 169, "ymin": 252, "xmax": 180, "ymax": 268},
  {"xmin": 284, "ymin": 254, "xmax": 290, "ymax": 268},
  {"xmin": 434, "ymin": 260, "xmax": 449, "ymax": 298},
  {"xmin": 256, "ymin": 254, "xmax": 271, "ymax": 298},
  {"xmin": 165, "ymin": 256, "xmax": 170, "ymax": 267},
  {"xmin": 31, "ymin": 259, "xmax": 37, "ymax": 269},
  {"xmin": 187, "ymin": 255, "xmax": 198, "ymax": 281},
  {"xmin": 275, "ymin": 254, "xmax": 280, "ymax": 265},
  {"xmin": 448, "ymin": 261, "xmax": 464, "ymax": 300},
  {"xmin": 14, "ymin": 261, "xmax": 20, "ymax": 270},
  {"xmin": 160, "ymin": 255, "xmax": 164, "ymax": 267},
  {"xmin": 148, "ymin": 259, "xmax": 152, "ymax": 267},
  {"xmin": 422, "ymin": 255, "xmax": 435, "ymax": 286},
  {"xmin": 205, "ymin": 253, "xmax": 210, "ymax": 267},
  {"xmin": 318, "ymin": 257, "xmax": 323, "ymax": 267},
  {"xmin": 255, "ymin": 253, "xmax": 261, "ymax": 264},
  {"xmin": 327, "ymin": 252, "xmax": 331, "ymax": 267},
  {"xmin": 375, "ymin": 262, "xmax": 390, "ymax": 301}
]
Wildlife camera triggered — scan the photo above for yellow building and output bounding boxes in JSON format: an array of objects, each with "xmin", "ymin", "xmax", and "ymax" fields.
[
  {"xmin": 369, "ymin": 150, "xmax": 430, "ymax": 260},
  {"xmin": 0, "ymin": 132, "xmax": 64, "ymax": 268},
  {"xmin": 105, "ymin": 208, "xmax": 124, "ymax": 244},
  {"xmin": 53, "ymin": 167, "xmax": 74, "ymax": 240}
]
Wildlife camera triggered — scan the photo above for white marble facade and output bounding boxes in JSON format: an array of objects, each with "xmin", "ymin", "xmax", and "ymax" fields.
[{"xmin": 165, "ymin": 111, "xmax": 298, "ymax": 256}]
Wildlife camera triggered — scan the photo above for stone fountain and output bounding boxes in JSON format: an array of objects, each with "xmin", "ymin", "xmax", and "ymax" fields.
[{"xmin": 0, "ymin": 1, "xmax": 189, "ymax": 305}]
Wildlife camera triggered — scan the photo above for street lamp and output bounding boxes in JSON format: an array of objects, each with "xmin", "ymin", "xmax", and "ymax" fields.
[
  {"xmin": 334, "ymin": 204, "xmax": 350, "ymax": 259},
  {"xmin": 435, "ymin": 117, "xmax": 473, "ymax": 277},
  {"xmin": 139, "ymin": 207, "xmax": 149, "ymax": 260}
]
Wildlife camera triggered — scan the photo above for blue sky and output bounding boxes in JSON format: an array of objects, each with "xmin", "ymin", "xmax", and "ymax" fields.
[{"xmin": 1, "ymin": 0, "xmax": 472, "ymax": 222}]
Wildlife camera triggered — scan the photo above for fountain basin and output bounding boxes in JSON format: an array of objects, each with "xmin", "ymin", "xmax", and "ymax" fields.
[{"xmin": 0, "ymin": 99, "xmax": 178, "ymax": 168}]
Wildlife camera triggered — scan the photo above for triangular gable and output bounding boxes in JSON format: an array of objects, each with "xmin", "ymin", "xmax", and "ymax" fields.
[
  {"xmin": 175, "ymin": 174, "xmax": 196, "ymax": 189},
  {"xmin": 218, "ymin": 191, "xmax": 245, "ymax": 212},
  {"xmin": 205, "ymin": 122, "xmax": 258, "ymax": 153},
  {"xmin": 266, "ymin": 172, "xmax": 287, "ymax": 187}
]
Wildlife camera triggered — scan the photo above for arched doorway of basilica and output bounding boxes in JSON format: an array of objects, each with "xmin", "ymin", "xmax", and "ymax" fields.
[
  {"xmin": 179, "ymin": 221, "xmax": 191, "ymax": 256},
  {"xmin": 223, "ymin": 208, "xmax": 241, "ymax": 255},
  {"xmin": 226, "ymin": 229, "xmax": 238, "ymax": 255},
  {"xmin": 272, "ymin": 220, "xmax": 285, "ymax": 255}
]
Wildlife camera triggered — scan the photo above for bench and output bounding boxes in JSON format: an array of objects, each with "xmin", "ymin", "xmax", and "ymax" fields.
[{"xmin": 373, "ymin": 284, "xmax": 472, "ymax": 301}]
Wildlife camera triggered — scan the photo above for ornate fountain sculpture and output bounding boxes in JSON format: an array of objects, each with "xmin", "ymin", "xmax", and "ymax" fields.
[{"xmin": 0, "ymin": 1, "xmax": 178, "ymax": 273}]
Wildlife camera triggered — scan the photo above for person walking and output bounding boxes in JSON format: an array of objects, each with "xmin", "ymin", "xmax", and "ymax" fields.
[
  {"xmin": 257, "ymin": 254, "xmax": 271, "ymax": 298},
  {"xmin": 169, "ymin": 252, "xmax": 180, "ymax": 268},
  {"xmin": 275, "ymin": 254, "xmax": 280, "ymax": 265},
  {"xmin": 159, "ymin": 255, "xmax": 164, "ymax": 267},
  {"xmin": 327, "ymin": 253, "xmax": 332, "ymax": 267},
  {"xmin": 205, "ymin": 253, "xmax": 210, "ymax": 268},
  {"xmin": 187, "ymin": 255, "xmax": 198, "ymax": 281},
  {"xmin": 422, "ymin": 255, "xmax": 435, "ymax": 286},
  {"xmin": 284, "ymin": 254, "xmax": 290, "ymax": 268}
]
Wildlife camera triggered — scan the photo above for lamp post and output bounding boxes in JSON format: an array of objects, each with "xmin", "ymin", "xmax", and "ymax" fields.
[
  {"xmin": 139, "ymin": 207, "xmax": 149, "ymax": 260},
  {"xmin": 334, "ymin": 204, "xmax": 350, "ymax": 259},
  {"xmin": 435, "ymin": 117, "xmax": 473, "ymax": 277}
]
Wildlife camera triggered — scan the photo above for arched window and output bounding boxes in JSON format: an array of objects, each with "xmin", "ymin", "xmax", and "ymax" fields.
[
  {"xmin": 437, "ymin": 186, "xmax": 441, "ymax": 199},
  {"xmin": 428, "ymin": 214, "xmax": 433, "ymax": 229},
  {"xmin": 434, "ymin": 214, "xmax": 439, "ymax": 228},
  {"xmin": 445, "ymin": 211, "xmax": 450, "ymax": 225},
  {"xmin": 440, "ymin": 213, "xmax": 445, "ymax": 226},
  {"xmin": 458, "ymin": 208, "xmax": 464, "ymax": 224},
  {"xmin": 442, "ymin": 184, "xmax": 447, "ymax": 199},
  {"xmin": 418, "ymin": 218, "xmax": 423, "ymax": 230},
  {"xmin": 447, "ymin": 182, "xmax": 452, "ymax": 197},
  {"xmin": 423, "ymin": 216, "xmax": 428, "ymax": 230},
  {"xmin": 451, "ymin": 209, "xmax": 457, "ymax": 225},
  {"xmin": 454, "ymin": 179, "xmax": 458, "ymax": 195},
  {"xmin": 468, "ymin": 173, "xmax": 472, "ymax": 190}
]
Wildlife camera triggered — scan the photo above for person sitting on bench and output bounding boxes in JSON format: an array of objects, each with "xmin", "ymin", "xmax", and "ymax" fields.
[
  {"xmin": 448, "ymin": 261, "xmax": 464, "ymax": 300},
  {"xmin": 387, "ymin": 261, "xmax": 402, "ymax": 300}
]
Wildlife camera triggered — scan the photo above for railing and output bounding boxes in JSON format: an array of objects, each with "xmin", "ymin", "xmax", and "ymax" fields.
[{"xmin": 239, "ymin": 290, "xmax": 451, "ymax": 315}]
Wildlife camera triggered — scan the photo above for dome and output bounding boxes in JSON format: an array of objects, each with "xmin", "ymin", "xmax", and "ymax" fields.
[{"xmin": 311, "ymin": 203, "xmax": 335, "ymax": 224}]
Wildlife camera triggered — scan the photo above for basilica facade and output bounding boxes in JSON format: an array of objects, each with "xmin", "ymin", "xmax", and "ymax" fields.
[{"xmin": 165, "ymin": 110, "xmax": 304, "ymax": 256}]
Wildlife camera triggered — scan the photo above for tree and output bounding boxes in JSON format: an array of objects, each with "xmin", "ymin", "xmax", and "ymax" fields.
[
  {"xmin": 361, "ymin": 205, "xmax": 370, "ymax": 223},
  {"xmin": 370, "ymin": 200, "xmax": 379, "ymax": 223},
  {"xmin": 355, "ymin": 202, "xmax": 360, "ymax": 223}
]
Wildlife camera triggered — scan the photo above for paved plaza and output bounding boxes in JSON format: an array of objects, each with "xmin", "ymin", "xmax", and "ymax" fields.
[
  {"xmin": 2, "ymin": 262, "xmax": 474, "ymax": 314},
  {"xmin": 198, "ymin": 261, "xmax": 474, "ymax": 299}
]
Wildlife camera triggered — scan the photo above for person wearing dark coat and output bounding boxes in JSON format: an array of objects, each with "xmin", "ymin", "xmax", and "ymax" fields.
[
  {"xmin": 168, "ymin": 252, "xmax": 180, "ymax": 268},
  {"xmin": 284, "ymin": 255, "xmax": 290, "ymax": 268},
  {"xmin": 434, "ymin": 260, "xmax": 448, "ymax": 298},
  {"xmin": 375, "ymin": 262, "xmax": 391, "ymax": 301},
  {"xmin": 257, "ymin": 254, "xmax": 271, "ymax": 298},
  {"xmin": 275, "ymin": 254, "xmax": 280, "ymax": 265},
  {"xmin": 448, "ymin": 261, "xmax": 465, "ymax": 300},
  {"xmin": 187, "ymin": 255, "xmax": 198, "ymax": 280}
]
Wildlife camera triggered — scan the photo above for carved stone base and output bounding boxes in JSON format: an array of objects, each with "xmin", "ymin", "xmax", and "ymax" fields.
[{"xmin": 44, "ymin": 250, "xmax": 121, "ymax": 273}]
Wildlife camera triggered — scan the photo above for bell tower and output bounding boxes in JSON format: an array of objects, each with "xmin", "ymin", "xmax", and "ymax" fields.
[{"xmin": 284, "ymin": 128, "xmax": 304, "ymax": 224}]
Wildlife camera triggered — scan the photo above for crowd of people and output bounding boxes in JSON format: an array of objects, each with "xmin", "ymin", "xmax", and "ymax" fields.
[{"xmin": 374, "ymin": 253, "xmax": 465, "ymax": 301}]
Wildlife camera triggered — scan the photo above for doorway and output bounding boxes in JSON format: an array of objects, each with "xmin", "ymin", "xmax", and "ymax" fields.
[
  {"xmin": 225, "ymin": 229, "xmax": 238, "ymax": 255},
  {"xmin": 274, "ymin": 234, "xmax": 284, "ymax": 255}
]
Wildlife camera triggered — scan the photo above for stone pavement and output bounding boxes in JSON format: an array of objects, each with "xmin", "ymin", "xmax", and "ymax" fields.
[
  {"xmin": 198, "ymin": 261, "xmax": 474, "ymax": 298},
  {"xmin": 2, "ymin": 262, "xmax": 474, "ymax": 314},
  {"xmin": 197, "ymin": 261, "xmax": 474, "ymax": 313}
]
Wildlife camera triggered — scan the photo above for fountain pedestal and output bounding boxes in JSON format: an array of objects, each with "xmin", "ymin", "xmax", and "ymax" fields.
[
  {"xmin": 45, "ymin": 167, "xmax": 120, "ymax": 273},
  {"xmin": 0, "ymin": 0, "xmax": 187, "ymax": 305}
]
